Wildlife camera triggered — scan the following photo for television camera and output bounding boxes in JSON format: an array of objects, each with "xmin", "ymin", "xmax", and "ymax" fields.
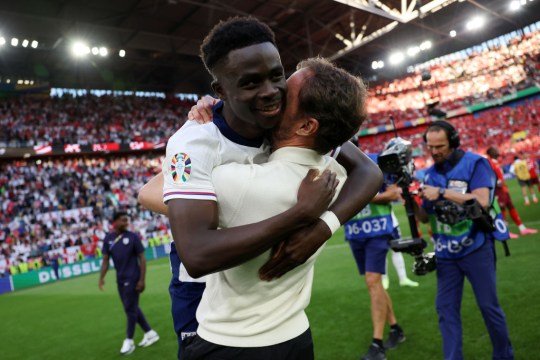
[{"xmin": 377, "ymin": 119, "xmax": 436, "ymax": 275}]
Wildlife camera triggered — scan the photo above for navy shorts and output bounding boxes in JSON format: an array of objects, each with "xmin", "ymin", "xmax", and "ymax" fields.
[{"xmin": 348, "ymin": 237, "xmax": 390, "ymax": 275}]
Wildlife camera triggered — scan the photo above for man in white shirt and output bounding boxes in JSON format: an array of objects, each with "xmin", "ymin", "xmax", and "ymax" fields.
[{"xmin": 184, "ymin": 57, "xmax": 367, "ymax": 359}]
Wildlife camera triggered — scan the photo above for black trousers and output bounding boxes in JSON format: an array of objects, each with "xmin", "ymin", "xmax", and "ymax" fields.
[{"xmin": 182, "ymin": 328, "xmax": 314, "ymax": 360}]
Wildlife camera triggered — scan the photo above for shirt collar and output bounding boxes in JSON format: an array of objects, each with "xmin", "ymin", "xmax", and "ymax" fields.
[
  {"xmin": 212, "ymin": 100, "xmax": 265, "ymax": 148},
  {"xmin": 269, "ymin": 147, "xmax": 324, "ymax": 166}
]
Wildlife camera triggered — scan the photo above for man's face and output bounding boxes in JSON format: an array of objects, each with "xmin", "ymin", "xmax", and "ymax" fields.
[
  {"xmin": 426, "ymin": 129, "xmax": 453, "ymax": 164},
  {"xmin": 114, "ymin": 216, "xmax": 129, "ymax": 232},
  {"xmin": 214, "ymin": 42, "xmax": 286, "ymax": 136},
  {"xmin": 272, "ymin": 67, "xmax": 312, "ymax": 143}
]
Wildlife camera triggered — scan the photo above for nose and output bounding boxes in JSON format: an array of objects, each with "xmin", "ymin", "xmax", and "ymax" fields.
[{"xmin": 260, "ymin": 80, "xmax": 280, "ymax": 98}]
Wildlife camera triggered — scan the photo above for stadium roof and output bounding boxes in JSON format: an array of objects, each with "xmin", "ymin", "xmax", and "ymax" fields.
[{"xmin": 1, "ymin": 0, "xmax": 539, "ymax": 94}]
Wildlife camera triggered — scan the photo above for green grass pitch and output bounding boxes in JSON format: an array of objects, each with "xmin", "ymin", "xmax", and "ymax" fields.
[{"xmin": 1, "ymin": 179, "xmax": 539, "ymax": 359}]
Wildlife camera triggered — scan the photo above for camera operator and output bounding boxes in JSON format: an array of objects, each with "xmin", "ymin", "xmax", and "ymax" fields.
[
  {"xmin": 345, "ymin": 175, "xmax": 406, "ymax": 360},
  {"xmin": 415, "ymin": 121, "xmax": 513, "ymax": 360}
]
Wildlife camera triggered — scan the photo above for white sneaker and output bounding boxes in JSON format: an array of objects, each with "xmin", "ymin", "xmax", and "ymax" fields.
[
  {"xmin": 382, "ymin": 276, "xmax": 390, "ymax": 290},
  {"xmin": 399, "ymin": 278, "xmax": 419, "ymax": 287},
  {"xmin": 138, "ymin": 329, "xmax": 160, "ymax": 347},
  {"xmin": 120, "ymin": 339, "xmax": 135, "ymax": 355}
]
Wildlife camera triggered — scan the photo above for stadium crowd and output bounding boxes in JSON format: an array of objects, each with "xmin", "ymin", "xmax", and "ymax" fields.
[
  {"xmin": 366, "ymin": 28, "xmax": 540, "ymax": 127},
  {"xmin": 0, "ymin": 155, "xmax": 170, "ymax": 276},
  {"xmin": 0, "ymin": 96, "xmax": 193, "ymax": 148}
]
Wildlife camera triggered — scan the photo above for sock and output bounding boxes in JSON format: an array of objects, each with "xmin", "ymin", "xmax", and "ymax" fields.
[
  {"xmin": 524, "ymin": 196, "xmax": 530, "ymax": 203},
  {"xmin": 509, "ymin": 208, "xmax": 522, "ymax": 226},
  {"xmin": 372, "ymin": 338, "xmax": 384, "ymax": 348},
  {"xmin": 533, "ymin": 194, "xmax": 538, "ymax": 201},
  {"xmin": 391, "ymin": 251, "xmax": 407, "ymax": 281},
  {"xmin": 519, "ymin": 224, "xmax": 527, "ymax": 232}
]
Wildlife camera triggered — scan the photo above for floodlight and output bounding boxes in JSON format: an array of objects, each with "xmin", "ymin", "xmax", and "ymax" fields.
[
  {"xmin": 466, "ymin": 16, "xmax": 485, "ymax": 31},
  {"xmin": 0, "ymin": 37, "xmax": 5, "ymax": 45},
  {"xmin": 22, "ymin": 39, "xmax": 29, "ymax": 48},
  {"xmin": 449, "ymin": 30, "xmax": 457, "ymax": 37},
  {"xmin": 11, "ymin": 38, "xmax": 18, "ymax": 46},
  {"xmin": 99, "ymin": 47, "xmax": 108, "ymax": 56},
  {"xmin": 17, "ymin": 79, "xmax": 23, "ymax": 84},
  {"xmin": 378, "ymin": 61, "xmax": 384, "ymax": 69},
  {"xmin": 372, "ymin": 61, "xmax": 379, "ymax": 69},
  {"xmin": 31, "ymin": 40, "xmax": 38, "ymax": 48},
  {"xmin": 24, "ymin": 80, "xmax": 29, "ymax": 85},
  {"xmin": 119, "ymin": 49, "xmax": 126, "ymax": 57},
  {"xmin": 91, "ymin": 47, "xmax": 99, "ymax": 55},
  {"xmin": 389, "ymin": 52, "xmax": 405, "ymax": 65},
  {"xmin": 509, "ymin": 0, "xmax": 521, "ymax": 10},
  {"xmin": 407, "ymin": 46, "xmax": 420, "ymax": 56},
  {"xmin": 420, "ymin": 41, "xmax": 432, "ymax": 50},
  {"xmin": 72, "ymin": 42, "xmax": 90, "ymax": 57}
]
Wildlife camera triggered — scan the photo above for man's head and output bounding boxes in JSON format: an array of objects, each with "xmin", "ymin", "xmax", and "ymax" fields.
[
  {"xmin": 273, "ymin": 57, "xmax": 367, "ymax": 154},
  {"xmin": 487, "ymin": 147, "xmax": 500, "ymax": 159},
  {"xmin": 424, "ymin": 121, "xmax": 459, "ymax": 164},
  {"xmin": 112, "ymin": 211, "xmax": 129, "ymax": 232},
  {"xmin": 200, "ymin": 16, "xmax": 286, "ymax": 136}
]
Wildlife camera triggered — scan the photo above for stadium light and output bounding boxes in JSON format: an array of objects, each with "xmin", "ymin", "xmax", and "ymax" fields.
[
  {"xmin": 31, "ymin": 40, "xmax": 38, "ymax": 48},
  {"xmin": 99, "ymin": 47, "xmax": 108, "ymax": 56},
  {"xmin": 372, "ymin": 60, "xmax": 379, "ymax": 69},
  {"xmin": 449, "ymin": 30, "xmax": 457, "ymax": 37},
  {"xmin": 389, "ymin": 52, "xmax": 405, "ymax": 65},
  {"xmin": 0, "ymin": 37, "xmax": 5, "ymax": 46},
  {"xmin": 11, "ymin": 38, "xmax": 18, "ymax": 46},
  {"xmin": 407, "ymin": 46, "xmax": 420, "ymax": 57},
  {"xmin": 22, "ymin": 39, "xmax": 29, "ymax": 48},
  {"xmin": 378, "ymin": 61, "xmax": 384, "ymax": 69},
  {"xmin": 119, "ymin": 49, "xmax": 126, "ymax": 57},
  {"xmin": 419, "ymin": 41, "xmax": 432, "ymax": 50},
  {"xmin": 509, "ymin": 0, "xmax": 521, "ymax": 9},
  {"xmin": 466, "ymin": 16, "xmax": 485, "ymax": 31},
  {"xmin": 71, "ymin": 42, "xmax": 90, "ymax": 57},
  {"xmin": 91, "ymin": 47, "xmax": 99, "ymax": 55}
]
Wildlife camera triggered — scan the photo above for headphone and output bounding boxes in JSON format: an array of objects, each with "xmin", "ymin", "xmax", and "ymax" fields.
[{"xmin": 423, "ymin": 120, "xmax": 460, "ymax": 149}]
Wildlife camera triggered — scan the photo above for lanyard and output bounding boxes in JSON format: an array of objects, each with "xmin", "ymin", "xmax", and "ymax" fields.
[{"xmin": 109, "ymin": 233, "xmax": 124, "ymax": 251}]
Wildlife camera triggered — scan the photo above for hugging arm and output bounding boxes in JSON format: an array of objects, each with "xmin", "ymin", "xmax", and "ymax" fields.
[
  {"xmin": 168, "ymin": 169, "xmax": 339, "ymax": 278},
  {"xmin": 259, "ymin": 141, "xmax": 383, "ymax": 280}
]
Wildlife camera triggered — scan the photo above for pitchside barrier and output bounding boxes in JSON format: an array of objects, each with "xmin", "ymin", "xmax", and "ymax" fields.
[{"xmin": 0, "ymin": 242, "xmax": 171, "ymax": 295}]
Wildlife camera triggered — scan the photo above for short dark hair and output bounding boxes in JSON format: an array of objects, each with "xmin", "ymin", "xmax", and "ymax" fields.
[
  {"xmin": 200, "ymin": 16, "xmax": 277, "ymax": 78},
  {"xmin": 486, "ymin": 147, "xmax": 497, "ymax": 157},
  {"xmin": 296, "ymin": 57, "xmax": 367, "ymax": 154},
  {"xmin": 113, "ymin": 211, "xmax": 128, "ymax": 222}
]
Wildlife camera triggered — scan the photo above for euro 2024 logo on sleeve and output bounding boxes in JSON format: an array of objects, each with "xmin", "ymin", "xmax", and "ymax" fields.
[{"xmin": 170, "ymin": 153, "xmax": 192, "ymax": 183}]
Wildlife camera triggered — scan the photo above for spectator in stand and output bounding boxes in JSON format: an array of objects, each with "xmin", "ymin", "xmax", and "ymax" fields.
[
  {"xmin": 487, "ymin": 147, "xmax": 538, "ymax": 238},
  {"xmin": 98, "ymin": 211, "xmax": 160, "ymax": 355},
  {"xmin": 510, "ymin": 154, "xmax": 538, "ymax": 205}
]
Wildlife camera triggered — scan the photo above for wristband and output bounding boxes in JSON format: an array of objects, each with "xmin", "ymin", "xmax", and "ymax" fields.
[{"xmin": 319, "ymin": 211, "xmax": 341, "ymax": 234}]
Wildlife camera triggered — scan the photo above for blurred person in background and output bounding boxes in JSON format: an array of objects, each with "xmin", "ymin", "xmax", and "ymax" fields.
[
  {"xmin": 98, "ymin": 211, "xmax": 159, "ymax": 355},
  {"xmin": 486, "ymin": 147, "xmax": 537, "ymax": 238},
  {"xmin": 510, "ymin": 154, "xmax": 538, "ymax": 205}
]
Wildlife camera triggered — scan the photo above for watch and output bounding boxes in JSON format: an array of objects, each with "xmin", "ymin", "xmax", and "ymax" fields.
[{"xmin": 438, "ymin": 187, "xmax": 446, "ymax": 198}]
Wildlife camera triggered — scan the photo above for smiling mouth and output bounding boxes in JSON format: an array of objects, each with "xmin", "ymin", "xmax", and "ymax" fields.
[{"xmin": 255, "ymin": 103, "xmax": 281, "ymax": 116}]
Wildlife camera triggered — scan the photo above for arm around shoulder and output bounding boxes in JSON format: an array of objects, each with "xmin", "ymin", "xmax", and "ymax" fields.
[{"xmin": 332, "ymin": 141, "xmax": 383, "ymax": 224}]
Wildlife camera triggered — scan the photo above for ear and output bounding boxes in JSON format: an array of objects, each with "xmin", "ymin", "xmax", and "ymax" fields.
[
  {"xmin": 211, "ymin": 80, "xmax": 226, "ymax": 101},
  {"xmin": 296, "ymin": 117, "xmax": 319, "ymax": 137}
]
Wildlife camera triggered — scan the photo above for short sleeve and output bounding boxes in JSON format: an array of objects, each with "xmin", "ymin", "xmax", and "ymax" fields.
[
  {"xmin": 163, "ymin": 122, "xmax": 220, "ymax": 203},
  {"xmin": 102, "ymin": 236, "xmax": 110, "ymax": 255},
  {"xmin": 469, "ymin": 158, "xmax": 495, "ymax": 191}
]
